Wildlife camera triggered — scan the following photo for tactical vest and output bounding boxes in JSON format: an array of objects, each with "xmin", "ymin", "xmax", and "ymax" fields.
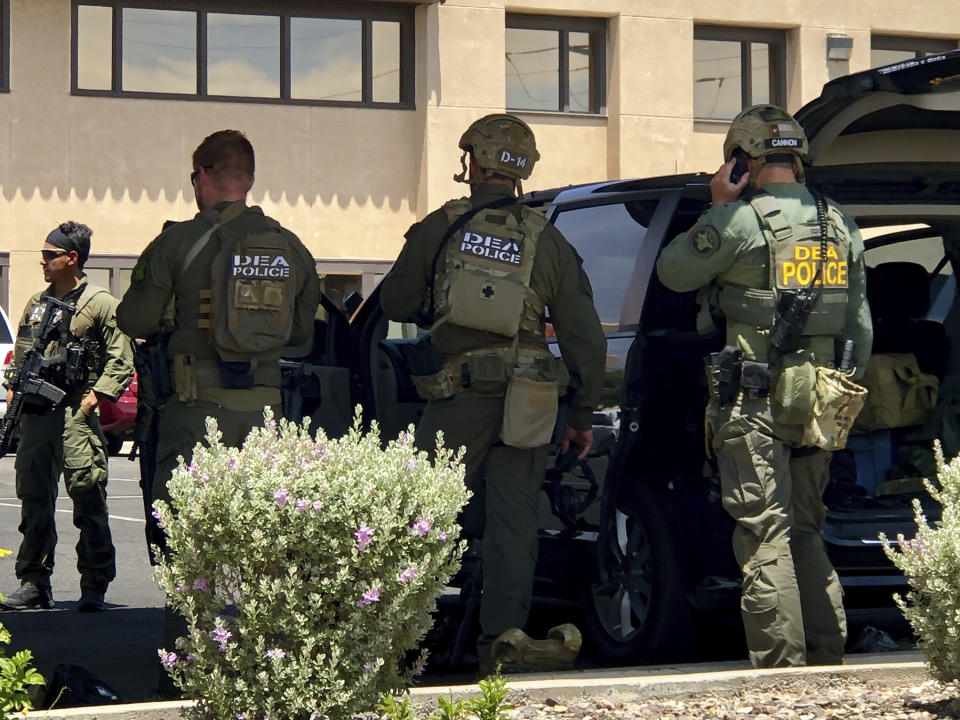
[
  {"xmin": 179, "ymin": 202, "xmax": 297, "ymax": 368},
  {"xmin": 15, "ymin": 283, "xmax": 110, "ymax": 392},
  {"xmin": 433, "ymin": 198, "xmax": 548, "ymax": 340},
  {"xmin": 717, "ymin": 193, "xmax": 851, "ymax": 354}
]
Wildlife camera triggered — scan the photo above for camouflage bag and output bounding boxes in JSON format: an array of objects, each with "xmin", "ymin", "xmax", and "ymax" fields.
[{"xmin": 801, "ymin": 366, "xmax": 867, "ymax": 450}]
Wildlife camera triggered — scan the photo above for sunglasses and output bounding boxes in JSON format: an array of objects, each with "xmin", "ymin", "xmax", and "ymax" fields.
[
  {"xmin": 41, "ymin": 249, "xmax": 70, "ymax": 261},
  {"xmin": 190, "ymin": 164, "xmax": 214, "ymax": 185}
]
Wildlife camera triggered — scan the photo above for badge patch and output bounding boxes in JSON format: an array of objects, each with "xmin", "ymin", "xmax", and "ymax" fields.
[
  {"xmin": 459, "ymin": 232, "xmax": 523, "ymax": 266},
  {"xmin": 131, "ymin": 263, "xmax": 146, "ymax": 283},
  {"xmin": 690, "ymin": 225, "xmax": 721, "ymax": 257},
  {"xmin": 775, "ymin": 241, "xmax": 849, "ymax": 290}
]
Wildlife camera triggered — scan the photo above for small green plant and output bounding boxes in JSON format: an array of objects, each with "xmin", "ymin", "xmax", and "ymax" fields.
[
  {"xmin": 155, "ymin": 409, "xmax": 469, "ymax": 720},
  {"xmin": 379, "ymin": 668, "xmax": 511, "ymax": 720},
  {"xmin": 0, "ymin": 548, "xmax": 46, "ymax": 720},
  {"xmin": 882, "ymin": 440, "xmax": 960, "ymax": 680}
]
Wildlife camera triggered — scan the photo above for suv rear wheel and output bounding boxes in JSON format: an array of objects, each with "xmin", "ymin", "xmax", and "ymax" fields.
[{"xmin": 580, "ymin": 484, "xmax": 694, "ymax": 662}]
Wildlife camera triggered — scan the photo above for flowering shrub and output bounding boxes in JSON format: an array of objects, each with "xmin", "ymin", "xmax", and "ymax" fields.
[
  {"xmin": 153, "ymin": 410, "xmax": 468, "ymax": 720},
  {"xmin": 882, "ymin": 441, "xmax": 960, "ymax": 681},
  {"xmin": 0, "ymin": 548, "xmax": 45, "ymax": 719}
]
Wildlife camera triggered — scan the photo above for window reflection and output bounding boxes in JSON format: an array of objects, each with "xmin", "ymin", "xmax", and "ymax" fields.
[
  {"xmin": 506, "ymin": 28, "xmax": 559, "ymax": 112},
  {"xmin": 372, "ymin": 21, "xmax": 400, "ymax": 103},
  {"xmin": 291, "ymin": 17, "xmax": 361, "ymax": 101},
  {"xmin": 694, "ymin": 39, "xmax": 741, "ymax": 120},
  {"xmin": 208, "ymin": 13, "xmax": 279, "ymax": 98},
  {"xmin": 77, "ymin": 5, "xmax": 112, "ymax": 90},
  {"xmin": 569, "ymin": 31, "xmax": 590, "ymax": 112},
  {"xmin": 750, "ymin": 43, "xmax": 770, "ymax": 105},
  {"xmin": 122, "ymin": 8, "xmax": 195, "ymax": 94}
]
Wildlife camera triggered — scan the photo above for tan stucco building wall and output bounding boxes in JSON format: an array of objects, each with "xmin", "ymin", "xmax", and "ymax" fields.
[{"xmin": 1, "ymin": 0, "xmax": 959, "ymax": 319}]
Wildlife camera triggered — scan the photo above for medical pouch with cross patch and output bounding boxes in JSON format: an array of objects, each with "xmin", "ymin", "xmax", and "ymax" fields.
[
  {"xmin": 208, "ymin": 220, "xmax": 297, "ymax": 363},
  {"xmin": 434, "ymin": 199, "xmax": 546, "ymax": 338}
]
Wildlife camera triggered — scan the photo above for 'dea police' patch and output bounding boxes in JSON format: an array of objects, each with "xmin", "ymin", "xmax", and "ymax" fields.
[
  {"xmin": 689, "ymin": 225, "xmax": 721, "ymax": 258},
  {"xmin": 459, "ymin": 232, "xmax": 524, "ymax": 266}
]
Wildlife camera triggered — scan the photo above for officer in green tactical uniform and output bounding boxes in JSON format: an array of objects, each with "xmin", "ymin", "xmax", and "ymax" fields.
[
  {"xmin": 1, "ymin": 222, "xmax": 134, "ymax": 612},
  {"xmin": 656, "ymin": 105, "xmax": 873, "ymax": 668},
  {"xmin": 117, "ymin": 129, "xmax": 321, "ymax": 545},
  {"xmin": 380, "ymin": 114, "xmax": 606, "ymax": 670}
]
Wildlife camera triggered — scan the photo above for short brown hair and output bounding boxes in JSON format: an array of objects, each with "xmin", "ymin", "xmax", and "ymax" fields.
[{"xmin": 192, "ymin": 129, "xmax": 255, "ymax": 190}]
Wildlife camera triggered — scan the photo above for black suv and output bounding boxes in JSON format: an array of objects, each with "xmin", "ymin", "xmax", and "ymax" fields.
[{"xmin": 286, "ymin": 51, "xmax": 960, "ymax": 664}]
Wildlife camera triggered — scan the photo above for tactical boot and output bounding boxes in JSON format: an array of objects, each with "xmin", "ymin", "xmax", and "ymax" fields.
[
  {"xmin": 0, "ymin": 582, "xmax": 55, "ymax": 611},
  {"xmin": 78, "ymin": 587, "xmax": 106, "ymax": 613},
  {"xmin": 489, "ymin": 623, "xmax": 582, "ymax": 673}
]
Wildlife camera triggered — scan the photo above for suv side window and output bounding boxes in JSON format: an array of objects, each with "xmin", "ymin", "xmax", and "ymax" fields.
[{"xmin": 552, "ymin": 200, "xmax": 658, "ymax": 332}]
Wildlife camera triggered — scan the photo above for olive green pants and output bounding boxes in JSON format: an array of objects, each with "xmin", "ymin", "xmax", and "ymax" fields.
[
  {"xmin": 417, "ymin": 391, "xmax": 546, "ymax": 652},
  {"xmin": 14, "ymin": 399, "xmax": 115, "ymax": 590},
  {"xmin": 709, "ymin": 395, "xmax": 846, "ymax": 668}
]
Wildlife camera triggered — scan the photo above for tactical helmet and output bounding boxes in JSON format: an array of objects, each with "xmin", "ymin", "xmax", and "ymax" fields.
[
  {"xmin": 457, "ymin": 114, "xmax": 539, "ymax": 183},
  {"xmin": 723, "ymin": 104, "xmax": 809, "ymax": 181}
]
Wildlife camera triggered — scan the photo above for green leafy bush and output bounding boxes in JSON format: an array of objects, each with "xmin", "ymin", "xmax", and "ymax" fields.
[
  {"xmin": 0, "ymin": 549, "xmax": 45, "ymax": 720},
  {"xmin": 154, "ymin": 411, "xmax": 468, "ymax": 720},
  {"xmin": 378, "ymin": 669, "xmax": 511, "ymax": 720},
  {"xmin": 882, "ymin": 441, "xmax": 960, "ymax": 680}
]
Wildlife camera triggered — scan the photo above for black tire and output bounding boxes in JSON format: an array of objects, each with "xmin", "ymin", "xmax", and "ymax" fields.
[
  {"xmin": 579, "ymin": 484, "xmax": 694, "ymax": 663},
  {"xmin": 106, "ymin": 434, "xmax": 124, "ymax": 456}
]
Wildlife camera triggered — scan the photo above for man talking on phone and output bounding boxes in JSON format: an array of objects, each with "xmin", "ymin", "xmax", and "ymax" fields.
[{"xmin": 655, "ymin": 105, "xmax": 872, "ymax": 668}]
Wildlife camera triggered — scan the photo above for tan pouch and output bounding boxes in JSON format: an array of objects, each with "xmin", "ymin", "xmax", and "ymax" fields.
[
  {"xmin": 500, "ymin": 376, "xmax": 558, "ymax": 449},
  {"xmin": 771, "ymin": 352, "xmax": 817, "ymax": 426},
  {"xmin": 172, "ymin": 353, "xmax": 198, "ymax": 404},
  {"xmin": 445, "ymin": 266, "xmax": 525, "ymax": 337},
  {"xmin": 411, "ymin": 369, "xmax": 456, "ymax": 402},
  {"xmin": 469, "ymin": 353, "xmax": 509, "ymax": 397},
  {"xmin": 801, "ymin": 367, "xmax": 868, "ymax": 450}
]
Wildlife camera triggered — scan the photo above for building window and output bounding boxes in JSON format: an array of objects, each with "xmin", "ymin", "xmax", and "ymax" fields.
[
  {"xmin": 0, "ymin": 253, "xmax": 8, "ymax": 315},
  {"xmin": 871, "ymin": 35, "xmax": 958, "ymax": 69},
  {"xmin": 694, "ymin": 25, "xmax": 786, "ymax": 121},
  {"xmin": 84, "ymin": 256, "xmax": 138, "ymax": 299},
  {"xmin": 0, "ymin": 0, "xmax": 8, "ymax": 92},
  {"xmin": 72, "ymin": 1, "xmax": 414, "ymax": 108},
  {"xmin": 505, "ymin": 14, "xmax": 606, "ymax": 114}
]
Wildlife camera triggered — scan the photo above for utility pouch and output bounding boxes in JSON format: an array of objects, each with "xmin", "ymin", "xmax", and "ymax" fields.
[
  {"xmin": 410, "ymin": 371, "xmax": 456, "ymax": 402},
  {"xmin": 63, "ymin": 342, "xmax": 88, "ymax": 391},
  {"xmin": 771, "ymin": 351, "xmax": 817, "ymax": 426},
  {"xmin": 397, "ymin": 336, "xmax": 455, "ymax": 401},
  {"xmin": 801, "ymin": 367, "xmax": 867, "ymax": 450},
  {"xmin": 444, "ymin": 266, "xmax": 526, "ymax": 338},
  {"xmin": 217, "ymin": 357, "xmax": 255, "ymax": 389},
  {"xmin": 501, "ymin": 375, "xmax": 559, "ymax": 449},
  {"xmin": 740, "ymin": 360, "xmax": 770, "ymax": 399},
  {"xmin": 172, "ymin": 353, "xmax": 198, "ymax": 404},
  {"xmin": 468, "ymin": 353, "xmax": 508, "ymax": 397},
  {"xmin": 706, "ymin": 346, "xmax": 743, "ymax": 406}
]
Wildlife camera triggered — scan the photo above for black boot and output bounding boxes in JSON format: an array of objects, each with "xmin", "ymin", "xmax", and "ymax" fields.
[
  {"xmin": 0, "ymin": 582, "xmax": 55, "ymax": 610},
  {"xmin": 78, "ymin": 586, "xmax": 106, "ymax": 612}
]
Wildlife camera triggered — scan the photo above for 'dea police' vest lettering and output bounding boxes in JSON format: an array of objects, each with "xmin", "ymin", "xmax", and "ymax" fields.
[
  {"xmin": 718, "ymin": 192, "xmax": 851, "ymax": 341},
  {"xmin": 435, "ymin": 198, "xmax": 549, "ymax": 339}
]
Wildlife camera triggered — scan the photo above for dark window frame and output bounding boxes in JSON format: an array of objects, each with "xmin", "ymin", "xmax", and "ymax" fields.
[
  {"xmin": 505, "ymin": 13, "xmax": 606, "ymax": 115},
  {"xmin": 693, "ymin": 24, "xmax": 787, "ymax": 118},
  {"xmin": 71, "ymin": 0, "xmax": 415, "ymax": 109},
  {"xmin": 84, "ymin": 255, "xmax": 139, "ymax": 298},
  {"xmin": 871, "ymin": 34, "xmax": 958, "ymax": 58},
  {"xmin": 0, "ymin": 0, "xmax": 9, "ymax": 92}
]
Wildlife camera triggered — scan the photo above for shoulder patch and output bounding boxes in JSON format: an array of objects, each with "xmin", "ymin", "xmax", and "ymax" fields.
[
  {"xmin": 689, "ymin": 224, "xmax": 721, "ymax": 257},
  {"xmin": 131, "ymin": 262, "xmax": 146, "ymax": 284}
]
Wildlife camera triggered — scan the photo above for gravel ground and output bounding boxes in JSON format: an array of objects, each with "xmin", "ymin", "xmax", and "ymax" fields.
[{"xmin": 500, "ymin": 678, "xmax": 960, "ymax": 720}]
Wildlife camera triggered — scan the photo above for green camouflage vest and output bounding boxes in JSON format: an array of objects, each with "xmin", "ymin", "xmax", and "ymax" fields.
[{"xmin": 433, "ymin": 198, "xmax": 548, "ymax": 339}]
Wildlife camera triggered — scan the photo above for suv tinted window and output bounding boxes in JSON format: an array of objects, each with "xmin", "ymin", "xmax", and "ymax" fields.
[{"xmin": 552, "ymin": 201, "xmax": 657, "ymax": 332}]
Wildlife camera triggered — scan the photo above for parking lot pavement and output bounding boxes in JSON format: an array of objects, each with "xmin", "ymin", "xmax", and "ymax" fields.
[{"xmin": 0, "ymin": 449, "xmax": 165, "ymax": 702}]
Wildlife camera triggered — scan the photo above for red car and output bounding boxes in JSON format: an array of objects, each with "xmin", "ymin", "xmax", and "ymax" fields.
[{"xmin": 99, "ymin": 373, "xmax": 137, "ymax": 455}]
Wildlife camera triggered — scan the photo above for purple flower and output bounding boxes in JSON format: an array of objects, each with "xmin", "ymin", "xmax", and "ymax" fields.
[
  {"xmin": 236, "ymin": 714, "xmax": 247, "ymax": 720},
  {"xmin": 295, "ymin": 499, "xmax": 309, "ymax": 512},
  {"xmin": 184, "ymin": 654, "xmax": 197, "ymax": 664},
  {"xmin": 399, "ymin": 567, "xmax": 419, "ymax": 584},
  {"xmin": 438, "ymin": 531, "xmax": 448, "ymax": 542},
  {"xmin": 211, "ymin": 626, "xmax": 232, "ymax": 651},
  {"xmin": 363, "ymin": 662, "xmax": 372, "ymax": 671},
  {"xmin": 312, "ymin": 500, "xmax": 323, "ymax": 512},
  {"xmin": 151, "ymin": 508, "xmax": 165, "ymax": 529},
  {"xmin": 400, "ymin": 431, "xmax": 413, "ymax": 445},
  {"xmin": 228, "ymin": 458, "xmax": 237, "ymax": 470},
  {"xmin": 354, "ymin": 524, "xmax": 374, "ymax": 551},
  {"xmin": 261, "ymin": 450, "xmax": 271, "ymax": 459},
  {"xmin": 192, "ymin": 578, "xmax": 208, "ymax": 592},
  {"xmin": 405, "ymin": 458, "xmax": 416, "ymax": 470},
  {"xmin": 265, "ymin": 648, "xmax": 286, "ymax": 660},
  {"xmin": 315, "ymin": 443, "xmax": 328, "ymax": 457},
  {"xmin": 266, "ymin": 419, "xmax": 277, "ymax": 429},
  {"xmin": 175, "ymin": 584, "xmax": 185, "ymax": 593},
  {"xmin": 356, "ymin": 587, "xmax": 381, "ymax": 607},
  {"xmin": 274, "ymin": 488, "xmax": 289, "ymax": 507},
  {"xmin": 411, "ymin": 517, "xmax": 431, "ymax": 537},
  {"xmin": 201, "ymin": 473, "xmax": 210, "ymax": 484},
  {"xmin": 186, "ymin": 462, "xmax": 198, "ymax": 474},
  {"xmin": 160, "ymin": 651, "xmax": 178, "ymax": 668}
]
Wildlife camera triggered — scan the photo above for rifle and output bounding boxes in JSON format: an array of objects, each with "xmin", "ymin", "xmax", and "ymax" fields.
[{"xmin": 0, "ymin": 297, "xmax": 75, "ymax": 457}]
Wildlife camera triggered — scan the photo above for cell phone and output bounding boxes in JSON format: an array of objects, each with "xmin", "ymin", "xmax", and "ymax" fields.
[{"xmin": 730, "ymin": 149, "xmax": 749, "ymax": 184}]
